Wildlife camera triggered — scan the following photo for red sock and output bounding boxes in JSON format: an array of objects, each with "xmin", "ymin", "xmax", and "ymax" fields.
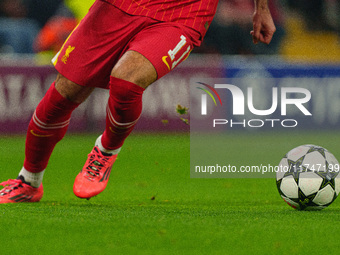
[
  {"xmin": 24, "ymin": 82, "xmax": 79, "ymax": 173},
  {"xmin": 101, "ymin": 77, "xmax": 144, "ymax": 150}
]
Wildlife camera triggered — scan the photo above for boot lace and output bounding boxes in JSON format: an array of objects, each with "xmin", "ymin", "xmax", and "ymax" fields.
[
  {"xmin": 85, "ymin": 148, "xmax": 112, "ymax": 181},
  {"xmin": 0, "ymin": 179, "xmax": 23, "ymax": 196}
]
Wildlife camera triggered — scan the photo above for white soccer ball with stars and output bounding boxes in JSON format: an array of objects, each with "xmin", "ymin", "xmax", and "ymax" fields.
[{"xmin": 276, "ymin": 144, "xmax": 340, "ymax": 210}]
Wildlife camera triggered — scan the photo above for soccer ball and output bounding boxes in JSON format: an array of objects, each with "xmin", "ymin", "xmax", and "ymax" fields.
[{"xmin": 276, "ymin": 144, "xmax": 340, "ymax": 210}]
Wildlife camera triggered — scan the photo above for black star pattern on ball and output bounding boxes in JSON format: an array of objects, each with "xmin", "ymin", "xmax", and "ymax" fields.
[
  {"xmin": 315, "ymin": 170, "xmax": 337, "ymax": 190},
  {"xmin": 297, "ymin": 188, "xmax": 318, "ymax": 210},
  {"xmin": 284, "ymin": 156, "xmax": 308, "ymax": 182},
  {"xmin": 307, "ymin": 146, "xmax": 327, "ymax": 158}
]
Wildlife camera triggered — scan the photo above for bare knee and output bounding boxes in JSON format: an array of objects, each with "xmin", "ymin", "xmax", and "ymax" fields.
[
  {"xmin": 111, "ymin": 51, "xmax": 157, "ymax": 89},
  {"xmin": 55, "ymin": 74, "xmax": 95, "ymax": 104}
]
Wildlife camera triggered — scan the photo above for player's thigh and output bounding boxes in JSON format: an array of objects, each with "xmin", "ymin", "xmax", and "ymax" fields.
[
  {"xmin": 55, "ymin": 74, "xmax": 95, "ymax": 104},
  {"xmin": 111, "ymin": 51, "xmax": 157, "ymax": 89},
  {"xmin": 112, "ymin": 23, "xmax": 202, "ymax": 89}
]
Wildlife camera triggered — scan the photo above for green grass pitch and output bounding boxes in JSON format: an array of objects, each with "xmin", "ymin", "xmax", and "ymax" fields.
[{"xmin": 1, "ymin": 131, "xmax": 340, "ymax": 254}]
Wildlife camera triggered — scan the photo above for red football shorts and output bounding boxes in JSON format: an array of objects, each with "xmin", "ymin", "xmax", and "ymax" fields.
[{"xmin": 52, "ymin": 0, "xmax": 202, "ymax": 89}]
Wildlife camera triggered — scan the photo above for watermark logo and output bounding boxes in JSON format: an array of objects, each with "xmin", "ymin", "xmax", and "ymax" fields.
[
  {"xmin": 196, "ymin": 82, "xmax": 222, "ymax": 115},
  {"xmin": 196, "ymin": 83, "xmax": 312, "ymax": 128}
]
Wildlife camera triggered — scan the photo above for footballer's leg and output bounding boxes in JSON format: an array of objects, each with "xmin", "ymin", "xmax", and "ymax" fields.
[
  {"xmin": 73, "ymin": 23, "xmax": 201, "ymax": 199},
  {"xmin": 0, "ymin": 75, "xmax": 94, "ymax": 203},
  {"xmin": 73, "ymin": 51, "xmax": 156, "ymax": 199}
]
